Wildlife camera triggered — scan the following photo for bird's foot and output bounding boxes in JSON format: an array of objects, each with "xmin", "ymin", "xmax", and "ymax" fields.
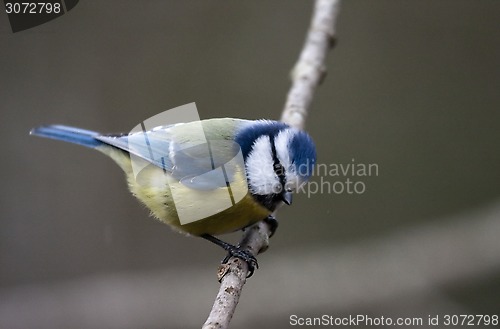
[
  {"xmin": 201, "ymin": 234, "xmax": 258, "ymax": 278},
  {"xmin": 222, "ymin": 246, "xmax": 258, "ymax": 278},
  {"xmin": 264, "ymin": 215, "xmax": 279, "ymax": 238}
]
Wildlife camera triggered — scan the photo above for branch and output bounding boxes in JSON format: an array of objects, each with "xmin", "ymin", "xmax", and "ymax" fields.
[
  {"xmin": 281, "ymin": 0, "xmax": 339, "ymax": 130},
  {"xmin": 202, "ymin": 1, "xmax": 341, "ymax": 328}
]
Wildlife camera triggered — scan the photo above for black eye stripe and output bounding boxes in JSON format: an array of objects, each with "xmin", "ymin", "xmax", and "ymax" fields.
[{"xmin": 269, "ymin": 135, "xmax": 286, "ymax": 188}]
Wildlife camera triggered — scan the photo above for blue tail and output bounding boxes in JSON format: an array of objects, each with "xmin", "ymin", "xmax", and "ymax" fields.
[{"xmin": 30, "ymin": 125, "xmax": 103, "ymax": 148}]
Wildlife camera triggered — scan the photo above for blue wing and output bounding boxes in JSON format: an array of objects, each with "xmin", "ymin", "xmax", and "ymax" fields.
[
  {"xmin": 96, "ymin": 126, "xmax": 175, "ymax": 172},
  {"xmin": 31, "ymin": 123, "xmax": 245, "ymax": 191},
  {"xmin": 99, "ymin": 126, "xmax": 244, "ymax": 190}
]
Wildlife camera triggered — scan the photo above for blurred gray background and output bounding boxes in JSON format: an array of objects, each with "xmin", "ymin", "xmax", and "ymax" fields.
[{"xmin": 1, "ymin": 1, "xmax": 499, "ymax": 328}]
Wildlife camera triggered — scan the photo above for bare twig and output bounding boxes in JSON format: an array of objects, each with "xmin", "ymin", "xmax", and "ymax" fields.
[
  {"xmin": 281, "ymin": 0, "xmax": 340, "ymax": 130},
  {"xmin": 202, "ymin": 224, "xmax": 270, "ymax": 329},
  {"xmin": 202, "ymin": 1, "xmax": 341, "ymax": 328}
]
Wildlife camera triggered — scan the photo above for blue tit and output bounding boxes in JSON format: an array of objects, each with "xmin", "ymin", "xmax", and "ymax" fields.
[{"xmin": 30, "ymin": 118, "xmax": 316, "ymax": 275}]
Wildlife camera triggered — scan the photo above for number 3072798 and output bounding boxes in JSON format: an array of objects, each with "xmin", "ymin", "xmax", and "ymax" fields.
[{"xmin": 5, "ymin": 2, "xmax": 62, "ymax": 14}]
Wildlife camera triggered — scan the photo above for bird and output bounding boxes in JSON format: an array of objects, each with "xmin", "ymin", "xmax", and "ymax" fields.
[{"xmin": 30, "ymin": 118, "xmax": 316, "ymax": 276}]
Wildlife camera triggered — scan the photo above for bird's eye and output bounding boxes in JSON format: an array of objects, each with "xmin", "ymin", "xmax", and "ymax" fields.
[{"xmin": 272, "ymin": 184, "xmax": 283, "ymax": 194}]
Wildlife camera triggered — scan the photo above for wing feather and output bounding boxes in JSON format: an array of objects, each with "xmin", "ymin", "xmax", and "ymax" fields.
[{"xmin": 96, "ymin": 119, "xmax": 248, "ymax": 191}]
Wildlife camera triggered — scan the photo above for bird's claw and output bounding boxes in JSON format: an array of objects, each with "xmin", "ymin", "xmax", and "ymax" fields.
[
  {"xmin": 264, "ymin": 215, "xmax": 279, "ymax": 237},
  {"xmin": 222, "ymin": 246, "xmax": 259, "ymax": 278}
]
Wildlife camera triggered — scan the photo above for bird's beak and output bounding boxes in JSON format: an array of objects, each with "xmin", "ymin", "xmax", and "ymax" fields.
[{"xmin": 281, "ymin": 191, "xmax": 293, "ymax": 205}]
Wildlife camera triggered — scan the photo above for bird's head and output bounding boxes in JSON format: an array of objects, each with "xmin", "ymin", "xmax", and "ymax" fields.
[{"xmin": 236, "ymin": 120, "xmax": 316, "ymax": 211}]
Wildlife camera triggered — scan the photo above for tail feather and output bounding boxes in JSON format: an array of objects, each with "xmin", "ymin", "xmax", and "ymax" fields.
[{"xmin": 30, "ymin": 125, "xmax": 103, "ymax": 148}]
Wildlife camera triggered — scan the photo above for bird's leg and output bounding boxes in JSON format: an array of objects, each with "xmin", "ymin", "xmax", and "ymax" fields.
[
  {"xmin": 263, "ymin": 215, "xmax": 279, "ymax": 238},
  {"xmin": 201, "ymin": 234, "xmax": 258, "ymax": 278}
]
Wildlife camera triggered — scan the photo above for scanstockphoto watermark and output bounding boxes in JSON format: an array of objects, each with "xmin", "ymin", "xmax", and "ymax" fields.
[
  {"xmin": 298, "ymin": 159, "xmax": 379, "ymax": 196},
  {"xmin": 289, "ymin": 314, "xmax": 499, "ymax": 327},
  {"xmin": 290, "ymin": 314, "xmax": 423, "ymax": 326}
]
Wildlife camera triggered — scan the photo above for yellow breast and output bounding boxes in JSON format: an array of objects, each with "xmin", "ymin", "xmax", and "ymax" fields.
[{"xmin": 97, "ymin": 145, "xmax": 271, "ymax": 236}]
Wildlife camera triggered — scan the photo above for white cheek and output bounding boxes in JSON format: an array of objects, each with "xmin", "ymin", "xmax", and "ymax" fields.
[
  {"xmin": 275, "ymin": 128, "xmax": 296, "ymax": 173},
  {"xmin": 245, "ymin": 136, "xmax": 281, "ymax": 195},
  {"xmin": 276, "ymin": 128, "xmax": 307, "ymax": 191}
]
